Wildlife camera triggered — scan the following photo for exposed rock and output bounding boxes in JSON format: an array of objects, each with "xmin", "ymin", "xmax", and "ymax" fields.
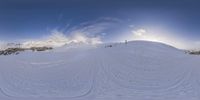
[
  {"xmin": 105, "ymin": 45, "xmax": 113, "ymax": 48},
  {"xmin": 188, "ymin": 50, "xmax": 200, "ymax": 55},
  {"xmin": 30, "ymin": 47, "xmax": 53, "ymax": 52},
  {"xmin": 0, "ymin": 46, "xmax": 53, "ymax": 56},
  {"xmin": 0, "ymin": 48, "xmax": 24, "ymax": 56}
]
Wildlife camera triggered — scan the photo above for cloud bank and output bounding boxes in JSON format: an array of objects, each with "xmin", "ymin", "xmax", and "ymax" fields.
[
  {"xmin": 10, "ymin": 18, "xmax": 120, "ymax": 49},
  {"xmin": 21, "ymin": 18, "xmax": 122, "ymax": 48},
  {"xmin": 21, "ymin": 31, "xmax": 102, "ymax": 48}
]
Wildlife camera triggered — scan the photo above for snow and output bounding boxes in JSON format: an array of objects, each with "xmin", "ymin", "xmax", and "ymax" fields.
[
  {"xmin": 0, "ymin": 42, "xmax": 7, "ymax": 50},
  {"xmin": 0, "ymin": 41, "xmax": 200, "ymax": 100}
]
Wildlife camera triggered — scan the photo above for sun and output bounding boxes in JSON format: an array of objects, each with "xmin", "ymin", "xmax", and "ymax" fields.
[
  {"xmin": 131, "ymin": 28, "xmax": 161, "ymax": 42},
  {"xmin": 132, "ymin": 29, "xmax": 147, "ymax": 36}
]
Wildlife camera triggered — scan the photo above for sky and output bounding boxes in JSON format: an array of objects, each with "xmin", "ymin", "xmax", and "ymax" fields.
[{"xmin": 0, "ymin": 0, "xmax": 200, "ymax": 49}]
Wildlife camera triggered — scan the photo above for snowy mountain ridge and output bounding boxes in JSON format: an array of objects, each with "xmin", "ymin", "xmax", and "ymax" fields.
[{"xmin": 0, "ymin": 33, "xmax": 102, "ymax": 50}]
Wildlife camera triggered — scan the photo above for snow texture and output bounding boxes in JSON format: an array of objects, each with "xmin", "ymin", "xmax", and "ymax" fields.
[{"xmin": 0, "ymin": 41, "xmax": 200, "ymax": 100}]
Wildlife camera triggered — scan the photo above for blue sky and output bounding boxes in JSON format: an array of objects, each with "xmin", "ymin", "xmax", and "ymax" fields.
[{"xmin": 0, "ymin": 0, "xmax": 200, "ymax": 43}]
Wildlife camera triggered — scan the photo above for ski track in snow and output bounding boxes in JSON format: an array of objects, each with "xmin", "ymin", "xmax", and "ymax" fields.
[{"xmin": 0, "ymin": 41, "xmax": 200, "ymax": 100}]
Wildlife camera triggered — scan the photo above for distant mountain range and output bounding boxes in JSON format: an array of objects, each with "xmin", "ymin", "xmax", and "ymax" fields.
[{"xmin": 0, "ymin": 33, "xmax": 102, "ymax": 51}]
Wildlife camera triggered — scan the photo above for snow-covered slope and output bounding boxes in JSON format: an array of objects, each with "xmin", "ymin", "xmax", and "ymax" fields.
[{"xmin": 0, "ymin": 41, "xmax": 200, "ymax": 100}]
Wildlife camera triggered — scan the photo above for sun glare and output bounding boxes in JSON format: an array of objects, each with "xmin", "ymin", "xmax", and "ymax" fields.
[
  {"xmin": 131, "ymin": 28, "xmax": 163, "ymax": 43},
  {"xmin": 115, "ymin": 27, "xmax": 193, "ymax": 49}
]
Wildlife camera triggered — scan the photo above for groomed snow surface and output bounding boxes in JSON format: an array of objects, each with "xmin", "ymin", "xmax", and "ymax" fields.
[{"xmin": 0, "ymin": 41, "xmax": 200, "ymax": 100}]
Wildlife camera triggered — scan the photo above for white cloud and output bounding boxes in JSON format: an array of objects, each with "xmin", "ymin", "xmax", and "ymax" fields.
[
  {"xmin": 67, "ymin": 17, "xmax": 121, "ymax": 37},
  {"xmin": 21, "ymin": 18, "xmax": 121, "ymax": 48},
  {"xmin": 132, "ymin": 29, "xmax": 147, "ymax": 37},
  {"xmin": 1, "ymin": 17, "xmax": 122, "ymax": 49},
  {"xmin": 131, "ymin": 28, "xmax": 164, "ymax": 42}
]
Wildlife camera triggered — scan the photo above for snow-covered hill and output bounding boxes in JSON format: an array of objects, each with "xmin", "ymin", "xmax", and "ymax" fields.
[{"xmin": 0, "ymin": 41, "xmax": 200, "ymax": 100}]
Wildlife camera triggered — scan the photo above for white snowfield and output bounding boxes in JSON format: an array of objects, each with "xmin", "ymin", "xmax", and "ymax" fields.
[{"xmin": 0, "ymin": 41, "xmax": 200, "ymax": 100}]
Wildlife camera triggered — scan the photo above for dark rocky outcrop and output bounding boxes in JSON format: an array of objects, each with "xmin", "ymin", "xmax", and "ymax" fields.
[
  {"xmin": 0, "ymin": 46, "xmax": 53, "ymax": 56},
  {"xmin": 0, "ymin": 48, "xmax": 25, "ymax": 55},
  {"xmin": 188, "ymin": 51, "xmax": 200, "ymax": 55},
  {"xmin": 30, "ymin": 47, "xmax": 53, "ymax": 51},
  {"xmin": 105, "ymin": 45, "xmax": 113, "ymax": 48}
]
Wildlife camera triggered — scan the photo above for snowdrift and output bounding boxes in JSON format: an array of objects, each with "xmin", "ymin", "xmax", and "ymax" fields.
[{"xmin": 0, "ymin": 41, "xmax": 200, "ymax": 100}]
